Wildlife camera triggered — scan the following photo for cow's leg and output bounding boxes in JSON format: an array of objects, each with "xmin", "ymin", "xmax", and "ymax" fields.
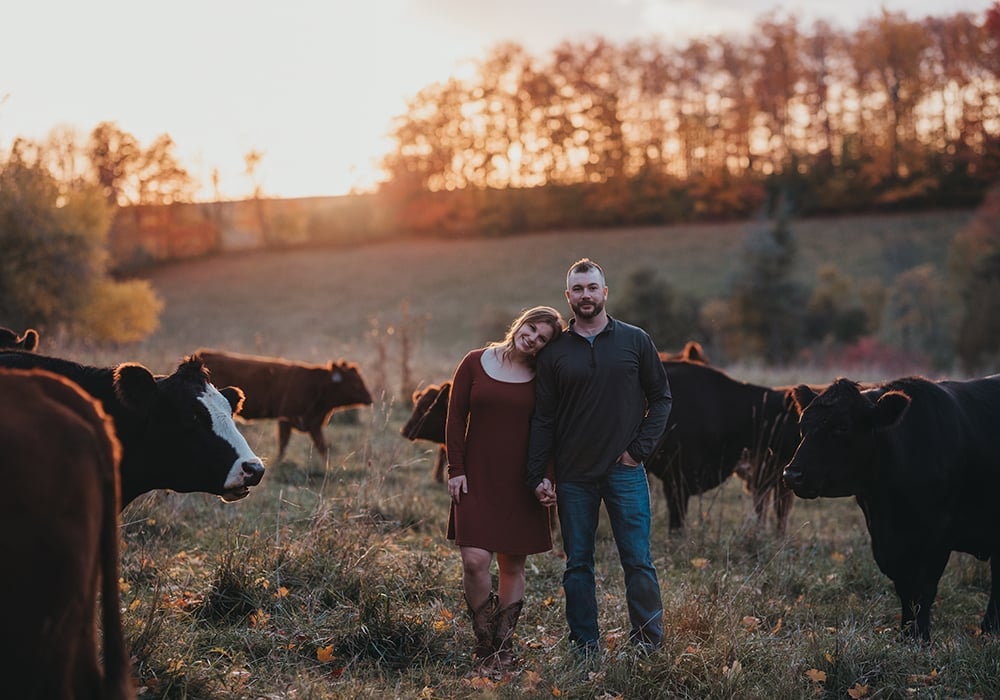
[
  {"xmin": 773, "ymin": 484, "xmax": 795, "ymax": 535},
  {"xmin": 895, "ymin": 549, "xmax": 949, "ymax": 642},
  {"xmin": 663, "ymin": 477, "xmax": 687, "ymax": 531},
  {"xmin": 277, "ymin": 420, "xmax": 293, "ymax": 461},
  {"xmin": 749, "ymin": 484, "xmax": 770, "ymax": 526},
  {"xmin": 434, "ymin": 446, "xmax": 447, "ymax": 483},
  {"xmin": 308, "ymin": 425, "xmax": 330, "ymax": 460},
  {"xmin": 981, "ymin": 555, "xmax": 1000, "ymax": 634}
]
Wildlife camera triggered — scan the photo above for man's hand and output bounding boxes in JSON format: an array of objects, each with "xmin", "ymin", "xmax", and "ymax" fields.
[
  {"xmin": 448, "ymin": 475, "xmax": 467, "ymax": 503},
  {"xmin": 619, "ymin": 450, "xmax": 639, "ymax": 467},
  {"xmin": 534, "ymin": 478, "xmax": 556, "ymax": 507}
]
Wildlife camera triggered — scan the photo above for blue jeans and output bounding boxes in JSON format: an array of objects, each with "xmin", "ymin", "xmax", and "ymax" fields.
[{"xmin": 557, "ymin": 462, "xmax": 663, "ymax": 651}]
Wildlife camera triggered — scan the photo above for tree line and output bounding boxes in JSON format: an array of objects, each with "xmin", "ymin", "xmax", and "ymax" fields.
[{"xmin": 380, "ymin": 6, "xmax": 1000, "ymax": 236}]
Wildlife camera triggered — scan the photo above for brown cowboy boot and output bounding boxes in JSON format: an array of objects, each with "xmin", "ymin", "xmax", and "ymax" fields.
[
  {"xmin": 491, "ymin": 599, "xmax": 524, "ymax": 671},
  {"xmin": 466, "ymin": 592, "xmax": 498, "ymax": 671}
]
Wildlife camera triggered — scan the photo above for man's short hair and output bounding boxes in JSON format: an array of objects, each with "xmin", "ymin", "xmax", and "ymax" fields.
[{"xmin": 566, "ymin": 258, "xmax": 606, "ymax": 288}]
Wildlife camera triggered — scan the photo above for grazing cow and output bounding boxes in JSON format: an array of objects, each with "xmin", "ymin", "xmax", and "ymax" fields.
[
  {"xmin": 783, "ymin": 376, "xmax": 1000, "ymax": 641},
  {"xmin": 401, "ymin": 381, "xmax": 451, "ymax": 482},
  {"xmin": 194, "ymin": 349, "xmax": 373, "ymax": 461},
  {"xmin": 0, "ymin": 326, "xmax": 39, "ymax": 350},
  {"xmin": 0, "ymin": 368, "xmax": 133, "ymax": 699},
  {"xmin": 647, "ymin": 360, "xmax": 799, "ymax": 531},
  {"xmin": 0, "ymin": 350, "xmax": 265, "ymax": 507}
]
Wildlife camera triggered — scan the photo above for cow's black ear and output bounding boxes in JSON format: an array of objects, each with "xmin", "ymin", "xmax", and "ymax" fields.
[
  {"xmin": 874, "ymin": 390, "xmax": 910, "ymax": 429},
  {"xmin": 789, "ymin": 385, "xmax": 816, "ymax": 414},
  {"xmin": 114, "ymin": 363, "xmax": 158, "ymax": 412},
  {"xmin": 220, "ymin": 386, "xmax": 246, "ymax": 415},
  {"xmin": 22, "ymin": 329, "xmax": 39, "ymax": 351}
]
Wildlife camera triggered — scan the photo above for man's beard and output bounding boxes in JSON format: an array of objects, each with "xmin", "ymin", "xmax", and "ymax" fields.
[{"xmin": 572, "ymin": 298, "xmax": 605, "ymax": 320}]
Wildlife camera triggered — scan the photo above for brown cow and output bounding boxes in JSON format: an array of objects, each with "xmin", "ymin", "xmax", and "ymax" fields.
[
  {"xmin": 0, "ymin": 326, "xmax": 39, "ymax": 350},
  {"xmin": 195, "ymin": 349, "xmax": 373, "ymax": 461},
  {"xmin": 0, "ymin": 368, "xmax": 133, "ymax": 699},
  {"xmin": 401, "ymin": 381, "xmax": 451, "ymax": 482}
]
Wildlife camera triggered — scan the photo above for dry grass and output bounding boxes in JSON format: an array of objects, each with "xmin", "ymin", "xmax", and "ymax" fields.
[{"xmin": 37, "ymin": 209, "xmax": 1000, "ymax": 698}]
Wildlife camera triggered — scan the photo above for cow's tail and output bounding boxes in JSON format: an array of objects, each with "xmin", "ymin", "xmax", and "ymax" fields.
[{"xmin": 97, "ymin": 420, "xmax": 134, "ymax": 700}]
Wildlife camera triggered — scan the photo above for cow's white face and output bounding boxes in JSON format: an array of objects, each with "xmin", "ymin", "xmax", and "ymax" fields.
[{"xmin": 199, "ymin": 384, "xmax": 265, "ymax": 501}]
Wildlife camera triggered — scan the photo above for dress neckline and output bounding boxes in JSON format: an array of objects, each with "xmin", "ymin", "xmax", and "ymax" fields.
[{"xmin": 478, "ymin": 348, "xmax": 534, "ymax": 384}]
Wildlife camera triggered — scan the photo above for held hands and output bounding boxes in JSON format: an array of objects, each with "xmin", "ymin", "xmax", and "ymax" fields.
[
  {"xmin": 448, "ymin": 475, "xmax": 467, "ymax": 504},
  {"xmin": 534, "ymin": 478, "xmax": 556, "ymax": 507}
]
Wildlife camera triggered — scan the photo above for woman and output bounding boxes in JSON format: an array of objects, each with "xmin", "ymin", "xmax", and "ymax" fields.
[{"xmin": 445, "ymin": 305, "xmax": 564, "ymax": 673}]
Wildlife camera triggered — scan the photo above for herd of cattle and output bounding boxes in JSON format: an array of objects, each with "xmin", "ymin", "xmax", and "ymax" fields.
[{"xmin": 1, "ymin": 325, "xmax": 998, "ymax": 693}]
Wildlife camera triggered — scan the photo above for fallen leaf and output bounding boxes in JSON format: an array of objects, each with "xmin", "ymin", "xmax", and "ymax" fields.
[
  {"xmin": 847, "ymin": 683, "xmax": 869, "ymax": 698},
  {"xmin": 741, "ymin": 616, "xmax": 760, "ymax": 631},
  {"xmin": 830, "ymin": 551, "xmax": 846, "ymax": 563},
  {"xmin": 522, "ymin": 670, "xmax": 543, "ymax": 692},
  {"xmin": 316, "ymin": 645, "xmax": 334, "ymax": 663},
  {"xmin": 770, "ymin": 617, "xmax": 783, "ymax": 634},
  {"xmin": 690, "ymin": 557, "xmax": 710, "ymax": 570},
  {"xmin": 806, "ymin": 668, "xmax": 827, "ymax": 683}
]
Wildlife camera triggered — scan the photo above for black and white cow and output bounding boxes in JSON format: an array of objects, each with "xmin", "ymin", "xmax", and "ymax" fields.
[
  {"xmin": 0, "ymin": 350, "xmax": 265, "ymax": 507},
  {"xmin": 783, "ymin": 375, "xmax": 1000, "ymax": 641}
]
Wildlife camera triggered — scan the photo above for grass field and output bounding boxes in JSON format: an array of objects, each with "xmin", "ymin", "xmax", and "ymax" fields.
[{"xmin": 41, "ymin": 208, "xmax": 1000, "ymax": 698}]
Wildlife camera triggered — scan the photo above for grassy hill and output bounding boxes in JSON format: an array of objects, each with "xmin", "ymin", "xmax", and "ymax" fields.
[{"xmin": 113, "ymin": 208, "xmax": 972, "ymax": 396}]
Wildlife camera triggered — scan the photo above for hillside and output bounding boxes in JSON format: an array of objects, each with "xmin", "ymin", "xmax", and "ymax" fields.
[{"xmin": 126, "ymin": 209, "xmax": 971, "ymax": 391}]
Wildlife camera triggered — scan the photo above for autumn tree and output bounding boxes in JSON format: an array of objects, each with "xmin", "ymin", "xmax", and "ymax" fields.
[
  {"xmin": 803, "ymin": 263, "xmax": 868, "ymax": 345},
  {"xmin": 0, "ymin": 142, "xmax": 162, "ymax": 342},
  {"xmin": 879, "ymin": 264, "xmax": 956, "ymax": 368},
  {"xmin": 88, "ymin": 121, "xmax": 195, "ymax": 206},
  {"xmin": 951, "ymin": 181, "xmax": 1000, "ymax": 370}
]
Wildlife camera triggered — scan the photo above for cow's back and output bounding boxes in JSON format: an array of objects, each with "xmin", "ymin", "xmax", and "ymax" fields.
[
  {"xmin": 196, "ymin": 350, "xmax": 281, "ymax": 416},
  {"xmin": 886, "ymin": 376, "xmax": 1000, "ymax": 553},
  {"xmin": 0, "ymin": 369, "xmax": 133, "ymax": 699}
]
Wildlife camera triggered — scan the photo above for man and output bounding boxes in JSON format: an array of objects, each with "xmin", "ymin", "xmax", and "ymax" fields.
[{"xmin": 526, "ymin": 257, "xmax": 672, "ymax": 657}]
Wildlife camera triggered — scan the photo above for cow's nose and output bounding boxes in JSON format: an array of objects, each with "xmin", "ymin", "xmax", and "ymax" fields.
[
  {"xmin": 781, "ymin": 468, "xmax": 801, "ymax": 489},
  {"xmin": 243, "ymin": 461, "xmax": 265, "ymax": 486}
]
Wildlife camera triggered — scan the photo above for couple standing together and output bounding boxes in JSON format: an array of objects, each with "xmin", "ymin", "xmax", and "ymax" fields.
[{"xmin": 444, "ymin": 257, "xmax": 673, "ymax": 672}]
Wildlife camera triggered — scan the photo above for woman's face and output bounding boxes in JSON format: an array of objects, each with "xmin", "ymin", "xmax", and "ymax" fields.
[{"xmin": 514, "ymin": 320, "xmax": 556, "ymax": 356}]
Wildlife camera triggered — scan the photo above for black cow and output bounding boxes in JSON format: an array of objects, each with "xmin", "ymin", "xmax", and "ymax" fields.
[
  {"xmin": 647, "ymin": 361, "xmax": 800, "ymax": 531},
  {"xmin": 659, "ymin": 340, "xmax": 710, "ymax": 365},
  {"xmin": 401, "ymin": 381, "xmax": 451, "ymax": 482},
  {"xmin": 783, "ymin": 375, "xmax": 1000, "ymax": 641},
  {"xmin": 0, "ymin": 326, "xmax": 39, "ymax": 350},
  {"xmin": 0, "ymin": 350, "xmax": 265, "ymax": 507}
]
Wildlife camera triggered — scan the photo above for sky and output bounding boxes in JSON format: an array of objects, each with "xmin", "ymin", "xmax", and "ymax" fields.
[{"xmin": 2, "ymin": 0, "xmax": 994, "ymax": 201}]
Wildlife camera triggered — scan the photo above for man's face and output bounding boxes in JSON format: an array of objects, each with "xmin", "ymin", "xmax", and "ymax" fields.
[{"xmin": 566, "ymin": 269, "xmax": 607, "ymax": 320}]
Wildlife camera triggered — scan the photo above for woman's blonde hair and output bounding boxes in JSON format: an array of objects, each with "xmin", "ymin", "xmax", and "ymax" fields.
[{"xmin": 490, "ymin": 305, "xmax": 565, "ymax": 365}]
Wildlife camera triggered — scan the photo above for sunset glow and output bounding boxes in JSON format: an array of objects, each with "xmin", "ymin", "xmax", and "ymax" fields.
[{"xmin": 2, "ymin": 0, "xmax": 993, "ymax": 201}]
